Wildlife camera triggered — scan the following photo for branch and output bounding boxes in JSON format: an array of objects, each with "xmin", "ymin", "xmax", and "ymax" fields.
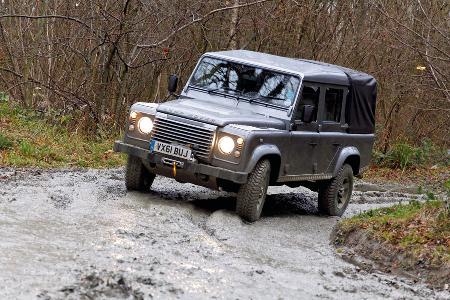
[
  {"xmin": 137, "ymin": 0, "xmax": 272, "ymax": 48},
  {"xmin": 0, "ymin": 14, "xmax": 98, "ymax": 36},
  {"xmin": 416, "ymin": 0, "xmax": 449, "ymax": 42},
  {"xmin": 375, "ymin": 2, "xmax": 450, "ymax": 60},
  {"xmin": 0, "ymin": 67, "xmax": 99, "ymax": 122}
]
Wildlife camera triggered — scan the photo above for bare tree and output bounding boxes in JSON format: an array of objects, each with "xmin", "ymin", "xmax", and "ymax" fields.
[{"xmin": 0, "ymin": 0, "xmax": 448, "ymax": 147}]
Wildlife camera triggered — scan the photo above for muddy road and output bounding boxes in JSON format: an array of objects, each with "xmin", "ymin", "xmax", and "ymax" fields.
[{"xmin": 0, "ymin": 168, "xmax": 448, "ymax": 299}]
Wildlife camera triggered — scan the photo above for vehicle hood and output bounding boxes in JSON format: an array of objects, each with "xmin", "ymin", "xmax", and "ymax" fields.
[{"xmin": 156, "ymin": 98, "xmax": 286, "ymax": 129}]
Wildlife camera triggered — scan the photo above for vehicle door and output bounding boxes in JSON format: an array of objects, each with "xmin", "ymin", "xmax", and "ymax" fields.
[
  {"xmin": 287, "ymin": 83, "xmax": 321, "ymax": 176},
  {"xmin": 316, "ymin": 85, "xmax": 348, "ymax": 174}
]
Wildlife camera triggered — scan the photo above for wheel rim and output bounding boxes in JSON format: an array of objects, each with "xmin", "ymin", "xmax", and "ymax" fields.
[
  {"xmin": 255, "ymin": 185, "xmax": 266, "ymax": 212},
  {"xmin": 255, "ymin": 171, "xmax": 270, "ymax": 214},
  {"xmin": 337, "ymin": 177, "xmax": 350, "ymax": 209}
]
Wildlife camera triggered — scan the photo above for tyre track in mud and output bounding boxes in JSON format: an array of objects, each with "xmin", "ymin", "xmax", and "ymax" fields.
[{"xmin": 0, "ymin": 168, "xmax": 448, "ymax": 299}]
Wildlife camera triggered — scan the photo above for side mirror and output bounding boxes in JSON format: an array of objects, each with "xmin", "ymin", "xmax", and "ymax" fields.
[
  {"xmin": 302, "ymin": 105, "xmax": 315, "ymax": 123},
  {"xmin": 168, "ymin": 74, "xmax": 178, "ymax": 94}
]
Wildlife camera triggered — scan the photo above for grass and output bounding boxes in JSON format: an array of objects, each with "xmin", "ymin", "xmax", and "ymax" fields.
[
  {"xmin": 0, "ymin": 101, "xmax": 125, "ymax": 168},
  {"xmin": 339, "ymin": 200, "xmax": 450, "ymax": 266}
]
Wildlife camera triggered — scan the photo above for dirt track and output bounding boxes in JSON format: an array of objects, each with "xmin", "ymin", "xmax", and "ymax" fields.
[{"xmin": 0, "ymin": 168, "xmax": 448, "ymax": 299}]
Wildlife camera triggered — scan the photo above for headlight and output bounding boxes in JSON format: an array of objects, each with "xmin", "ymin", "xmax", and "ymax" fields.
[
  {"xmin": 138, "ymin": 117, "xmax": 153, "ymax": 134},
  {"xmin": 218, "ymin": 136, "xmax": 235, "ymax": 154}
]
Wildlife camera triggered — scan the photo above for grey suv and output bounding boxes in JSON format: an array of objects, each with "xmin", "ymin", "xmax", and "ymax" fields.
[{"xmin": 114, "ymin": 50, "xmax": 377, "ymax": 222}]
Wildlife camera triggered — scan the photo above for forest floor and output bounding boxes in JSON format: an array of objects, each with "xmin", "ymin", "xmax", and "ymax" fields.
[{"xmin": 365, "ymin": 165, "xmax": 449, "ymax": 195}]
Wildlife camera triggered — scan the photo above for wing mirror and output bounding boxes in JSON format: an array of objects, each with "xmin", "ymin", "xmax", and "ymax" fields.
[
  {"xmin": 302, "ymin": 105, "xmax": 315, "ymax": 123},
  {"xmin": 168, "ymin": 74, "xmax": 178, "ymax": 95}
]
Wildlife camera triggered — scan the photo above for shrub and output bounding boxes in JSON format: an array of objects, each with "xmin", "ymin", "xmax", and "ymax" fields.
[
  {"xmin": 374, "ymin": 140, "xmax": 448, "ymax": 170},
  {"xmin": 0, "ymin": 134, "xmax": 13, "ymax": 150},
  {"xmin": 19, "ymin": 140, "xmax": 35, "ymax": 156},
  {"xmin": 0, "ymin": 92, "xmax": 8, "ymax": 102}
]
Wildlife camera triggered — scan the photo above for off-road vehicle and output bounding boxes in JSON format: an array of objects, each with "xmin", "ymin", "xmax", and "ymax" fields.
[{"xmin": 114, "ymin": 50, "xmax": 377, "ymax": 222}]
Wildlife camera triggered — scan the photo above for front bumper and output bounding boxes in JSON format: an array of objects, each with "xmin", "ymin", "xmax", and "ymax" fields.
[{"xmin": 113, "ymin": 140, "xmax": 248, "ymax": 184}]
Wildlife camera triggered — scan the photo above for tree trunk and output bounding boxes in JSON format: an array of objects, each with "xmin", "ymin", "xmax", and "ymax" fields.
[{"xmin": 228, "ymin": 0, "xmax": 240, "ymax": 49}]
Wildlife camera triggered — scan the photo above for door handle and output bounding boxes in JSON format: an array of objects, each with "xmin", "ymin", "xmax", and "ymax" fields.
[
  {"xmin": 309, "ymin": 142, "xmax": 318, "ymax": 146},
  {"xmin": 332, "ymin": 142, "xmax": 341, "ymax": 146}
]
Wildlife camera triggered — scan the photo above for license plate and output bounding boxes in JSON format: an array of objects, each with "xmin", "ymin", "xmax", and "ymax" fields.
[{"xmin": 150, "ymin": 140, "xmax": 194, "ymax": 161}]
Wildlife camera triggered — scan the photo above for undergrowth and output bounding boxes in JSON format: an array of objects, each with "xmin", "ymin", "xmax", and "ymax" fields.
[
  {"xmin": 0, "ymin": 101, "xmax": 125, "ymax": 168},
  {"xmin": 368, "ymin": 140, "xmax": 448, "ymax": 192},
  {"xmin": 373, "ymin": 140, "xmax": 448, "ymax": 170}
]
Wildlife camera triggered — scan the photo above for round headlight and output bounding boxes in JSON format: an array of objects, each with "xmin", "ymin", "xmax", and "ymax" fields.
[
  {"xmin": 218, "ymin": 136, "xmax": 235, "ymax": 154},
  {"xmin": 138, "ymin": 117, "xmax": 153, "ymax": 134}
]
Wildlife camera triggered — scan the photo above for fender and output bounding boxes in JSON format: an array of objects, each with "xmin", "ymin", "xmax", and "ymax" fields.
[
  {"xmin": 332, "ymin": 146, "xmax": 360, "ymax": 176},
  {"xmin": 244, "ymin": 144, "xmax": 281, "ymax": 174}
]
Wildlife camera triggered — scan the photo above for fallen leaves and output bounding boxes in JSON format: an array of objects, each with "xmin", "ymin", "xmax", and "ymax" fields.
[{"xmin": 341, "ymin": 201, "xmax": 450, "ymax": 266}]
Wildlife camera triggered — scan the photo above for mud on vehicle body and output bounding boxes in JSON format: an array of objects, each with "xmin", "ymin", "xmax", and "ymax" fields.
[{"xmin": 114, "ymin": 50, "xmax": 377, "ymax": 222}]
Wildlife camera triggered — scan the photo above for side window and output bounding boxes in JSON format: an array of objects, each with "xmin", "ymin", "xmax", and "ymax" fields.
[
  {"xmin": 295, "ymin": 85, "xmax": 320, "ymax": 121},
  {"xmin": 324, "ymin": 88, "xmax": 343, "ymax": 122}
]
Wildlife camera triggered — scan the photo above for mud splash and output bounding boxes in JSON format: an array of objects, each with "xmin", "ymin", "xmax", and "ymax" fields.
[{"xmin": 0, "ymin": 168, "xmax": 448, "ymax": 299}]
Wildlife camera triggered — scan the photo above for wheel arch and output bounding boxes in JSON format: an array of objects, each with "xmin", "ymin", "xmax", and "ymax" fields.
[
  {"xmin": 245, "ymin": 144, "xmax": 281, "ymax": 184},
  {"xmin": 332, "ymin": 147, "xmax": 360, "ymax": 176}
]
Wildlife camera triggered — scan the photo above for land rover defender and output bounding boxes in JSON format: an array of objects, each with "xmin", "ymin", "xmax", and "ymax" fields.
[{"xmin": 114, "ymin": 50, "xmax": 377, "ymax": 222}]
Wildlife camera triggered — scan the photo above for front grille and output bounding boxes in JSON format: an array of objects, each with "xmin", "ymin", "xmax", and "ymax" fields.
[{"xmin": 151, "ymin": 115, "xmax": 215, "ymax": 160}]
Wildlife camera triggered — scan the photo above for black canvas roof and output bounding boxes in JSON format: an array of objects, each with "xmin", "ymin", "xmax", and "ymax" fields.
[{"xmin": 208, "ymin": 50, "xmax": 377, "ymax": 134}]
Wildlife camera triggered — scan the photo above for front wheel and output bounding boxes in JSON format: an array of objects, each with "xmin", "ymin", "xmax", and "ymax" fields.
[
  {"xmin": 125, "ymin": 155, "xmax": 155, "ymax": 192},
  {"xmin": 318, "ymin": 164, "xmax": 353, "ymax": 216},
  {"xmin": 236, "ymin": 159, "xmax": 271, "ymax": 222}
]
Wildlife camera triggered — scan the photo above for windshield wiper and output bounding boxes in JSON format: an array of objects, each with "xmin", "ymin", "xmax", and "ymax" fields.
[
  {"xmin": 207, "ymin": 87, "xmax": 243, "ymax": 102},
  {"xmin": 207, "ymin": 86, "xmax": 240, "ymax": 94},
  {"xmin": 248, "ymin": 95, "xmax": 285, "ymax": 103},
  {"xmin": 188, "ymin": 85, "xmax": 208, "ymax": 92},
  {"xmin": 187, "ymin": 84, "xmax": 242, "ymax": 102},
  {"xmin": 245, "ymin": 95, "xmax": 290, "ymax": 110}
]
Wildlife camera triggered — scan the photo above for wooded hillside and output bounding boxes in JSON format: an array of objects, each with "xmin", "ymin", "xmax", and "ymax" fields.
[{"xmin": 0, "ymin": 0, "xmax": 448, "ymax": 150}]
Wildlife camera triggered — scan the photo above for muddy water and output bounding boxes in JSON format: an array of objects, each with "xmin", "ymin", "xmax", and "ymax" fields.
[{"xmin": 0, "ymin": 168, "xmax": 447, "ymax": 299}]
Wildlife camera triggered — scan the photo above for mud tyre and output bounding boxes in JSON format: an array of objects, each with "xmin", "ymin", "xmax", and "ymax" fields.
[
  {"xmin": 318, "ymin": 164, "xmax": 353, "ymax": 216},
  {"xmin": 236, "ymin": 159, "xmax": 271, "ymax": 222},
  {"xmin": 125, "ymin": 155, "xmax": 155, "ymax": 191}
]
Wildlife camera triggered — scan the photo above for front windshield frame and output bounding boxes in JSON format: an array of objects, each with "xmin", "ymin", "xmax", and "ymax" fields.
[{"xmin": 185, "ymin": 55, "xmax": 303, "ymax": 111}]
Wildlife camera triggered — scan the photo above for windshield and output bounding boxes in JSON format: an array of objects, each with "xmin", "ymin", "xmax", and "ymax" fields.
[{"xmin": 189, "ymin": 57, "xmax": 300, "ymax": 108}]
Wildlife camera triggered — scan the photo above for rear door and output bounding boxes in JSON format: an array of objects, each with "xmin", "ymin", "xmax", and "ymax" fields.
[{"xmin": 316, "ymin": 85, "xmax": 349, "ymax": 174}]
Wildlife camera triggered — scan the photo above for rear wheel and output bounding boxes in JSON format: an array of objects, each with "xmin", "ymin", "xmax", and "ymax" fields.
[
  {"xmin": 318, "ymin": 164, "xmax": 353, "ymax": 216},
  {"xmin": 236, "ymin": 159, "xmax": 271, "ymax": 222},
  {"xmin": 125, "ymin": 155, "xmax": 155, "ymax": 191}
]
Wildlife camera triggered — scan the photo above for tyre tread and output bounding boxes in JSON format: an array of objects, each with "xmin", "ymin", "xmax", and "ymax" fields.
[
  {"xmin": 318, "ymin": 164, "xmax": 353, "ymax": 216},
  {"xmin": 236, "ymin": 159, "xmax": 271, "ymax": 222},
  {"xmin": 125, "ymin": 155, "xmax": 155, "ymax": 191}
]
